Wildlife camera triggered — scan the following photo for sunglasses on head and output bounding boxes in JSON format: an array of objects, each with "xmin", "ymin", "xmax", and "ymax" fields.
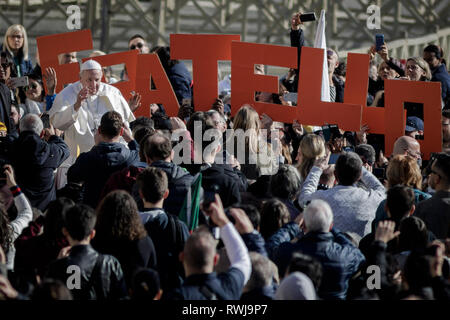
[{"xmin": 130, "ymin": 43, "xmax": 144, "ymax": 50}]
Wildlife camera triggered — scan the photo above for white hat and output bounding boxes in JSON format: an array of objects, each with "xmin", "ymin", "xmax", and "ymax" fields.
[{"xmin": 80, "ymin": 59, "xmax": 102, "ymax": 71}]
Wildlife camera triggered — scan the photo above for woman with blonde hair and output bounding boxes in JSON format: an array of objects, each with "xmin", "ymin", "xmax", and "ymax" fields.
[
  {"xmin": 228, "ymin": 104, "xmax": 278, "ymax": 181},
  {"xmin": 405, "ymin": 57, "xmax": 432, "ymax": 82},
  {"xmin": 371, "ymin": 154, "xmax": 431, "ymax": 231},
  {"xmin": 296, "ymin": 133, "xmax": 326, "ymax": 181},
  {"xmin": 2, "ymin": 24, "xmax": 33, "ymax": 77}
]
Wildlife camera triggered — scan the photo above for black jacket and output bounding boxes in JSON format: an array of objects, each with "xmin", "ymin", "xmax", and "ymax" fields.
[
  {"xmin": 140, "ymin": 208, "xmax": 190, "ymax": 290},
  {"xmin": 201, "ymin": 163, "xmax": 241, "ymax": 208},
  {"xmin": 150, "ymin": 160, "xmax": 194, "ymax": 216},
  {"xmin": 46, "ymin": 244, "xmax": 128, "ymax": 300},
  {"xmin": 332, "ymin": 74, "xmax": 345, "ymax": 103},
  {"xmin": 289, "ymin": 28, "xmax": 305, "ymax": 93},
  {"xmin": 0, "ymin": 82, "xmax": 16, "ymax": 134},
  {"xmin": 91, "ymin": 236, "xmax": 157, "ymax": 288},
  {"xmin": 67, "ymin": 140, "xmax": 140, "ymax": 208},
  {"xmin": 11, "ymin": 131, "xmax": 69, "ymax": 210}
]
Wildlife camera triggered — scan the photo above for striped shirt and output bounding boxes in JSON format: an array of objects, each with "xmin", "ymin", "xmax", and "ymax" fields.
[{"xmin": 330, "ymin": 85, "xmax": 336, "ymax": 102}]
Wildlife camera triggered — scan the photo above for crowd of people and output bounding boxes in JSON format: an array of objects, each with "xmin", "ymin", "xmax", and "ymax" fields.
[{"xmin": 0, "ymin": 11, "xmax": 449, "ymax": 301}]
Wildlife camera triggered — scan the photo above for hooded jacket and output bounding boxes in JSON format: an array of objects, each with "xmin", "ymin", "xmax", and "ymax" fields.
[
  {"xmin": 150, "ymin": 160, "xmax": 194, "ymax": 216},
  {"xmin": 11, "ymin": 131, "xmax": 69, "ymax": 210},
  {"xmin": 67, "ymin": 140, "xmax": 140, "ymax": 208}
]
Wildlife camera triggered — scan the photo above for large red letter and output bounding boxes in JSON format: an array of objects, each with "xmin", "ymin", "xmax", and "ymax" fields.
[
  {"xmin": 344, "ymin": 53, "xmax": 386, "ymax": 134},
  {"xmin": 170, "ymin": 34, "xmax": 241, "ymax": 111},
  {"xmin": 297, "ymin": 47, "xmax": 362, "ymax": 131},
  {"xmin": 384, "ymin": 80, "xmax": 442, "ymax": 160},
  {"xmin": 231, "ymin": 42, "xmax": 297, "ymax": 123},
  {"xmin": 134, "ymin": 54, "xmax": 179, "ymax": 118},
  {"xmin": 36, "ymin": 30, "xmax": 93, "ymax": 93}
]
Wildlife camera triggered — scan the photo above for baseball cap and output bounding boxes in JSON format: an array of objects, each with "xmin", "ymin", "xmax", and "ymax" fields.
[{"xmin": 405, "ymin": 116, "xmax": 424, "ymax": 132}]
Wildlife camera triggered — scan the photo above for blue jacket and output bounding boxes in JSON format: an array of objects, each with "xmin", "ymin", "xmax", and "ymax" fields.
[
  {"xmin": 11, "ymin": 131, "xmax": 69, "ymax": 211},
  {"xmin": 15, "ymin": 56, "xmax": 33, "ymax": 77},
  {"xmin": 67, "ymin": 140, "xmax": 140, "ymax": 208},
  {"xmin": 269, "ymin": 223, "xmax": 366, "ymax": 300},
  {"xmin": 241, "ymin": 231, "xmax": 268, "ymax": 257},
  {"xmin": 167, "ymin": 62, "xmax": 192, "ymax": 106},
  {"xmin": 431, "ymin": 63, "xmax": 450, "ymax": 103},
  {"xmin": 164, "ymin": 268, "xmax": 245, "ymax": 300}
]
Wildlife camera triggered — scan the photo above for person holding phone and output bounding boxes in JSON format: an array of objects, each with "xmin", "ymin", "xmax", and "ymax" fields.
[
  {"xmin": 163, "ymin": 194, "xmax": 251, "ymax": 300},
  {"xmin": 0, "ymin": 164, "xmax": 33, "ymax": 270},
  {"xmin": 19, "ymin": 74, "xmax": 46, "ymax": 115}
]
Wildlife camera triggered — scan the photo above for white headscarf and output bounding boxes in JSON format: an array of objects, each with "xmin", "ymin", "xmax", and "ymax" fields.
[{"xmin": 275, "ymin": 272, "xmax": 317, "ymax": 300}]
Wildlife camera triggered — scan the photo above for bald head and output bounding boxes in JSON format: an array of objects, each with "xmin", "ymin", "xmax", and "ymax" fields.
[
  {"xmin": 143, "ymin": 132, "xmax": 172, "ymax": 162},
  {"xmin": 393, "ymin": 136, "xmax": 421, "ymax": 158},
  {"xmin": 183, "ymin": 227, "xmax": 217, "ymax": 274}
]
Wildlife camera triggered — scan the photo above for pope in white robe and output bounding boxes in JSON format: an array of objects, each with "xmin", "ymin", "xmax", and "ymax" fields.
[{"xmin": 49, "ymin": 59, "xmax": 135, "ymax": 189}]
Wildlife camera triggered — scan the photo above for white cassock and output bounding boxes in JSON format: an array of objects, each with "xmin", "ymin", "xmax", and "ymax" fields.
[{"xmin": 49, "ymin": 81, "xmax": 135, "ymax": 189}]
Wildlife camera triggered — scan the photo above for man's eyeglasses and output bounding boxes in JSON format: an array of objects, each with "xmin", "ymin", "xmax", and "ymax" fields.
[
  {"xmin": 405, "ymin": 148, "xmax": 423, "ymax": 159},
  {"xmin": 0, "ymin": 63, "xmax": 10, "ymax": 70},
  {"xmin": 25, "ymin": 83, "xmax": 39, "ymax": 91},
  {"xmin": 130, "ymin": 43, "xmax": 144, "ymax": 50}
]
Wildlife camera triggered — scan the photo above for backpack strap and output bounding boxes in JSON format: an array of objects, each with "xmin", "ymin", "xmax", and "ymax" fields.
[
  {"xmin": 199, "ymin": 285, "xmax": 218, "ymax": 300},
  {"xmin": 198, "ymin": 282, "xmax": 227, "ymax": 300},
  {"xmin": 167, "ymin": 213, "xmax": 184, "ymax": 252},
  {"xmin": 167, "ymin": 213, "xmax": 177, "ymax": 246}
]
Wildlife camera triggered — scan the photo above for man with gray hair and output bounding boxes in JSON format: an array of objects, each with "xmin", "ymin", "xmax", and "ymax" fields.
[
  {"xmin": 298, "ymin": 151, "xmax": 386, "ymax": 237},
  {"xmin": 269, "ymin": 199, "xmax": 365, "ymax": 299},
  {"xmin": 10, "ymin": 113, "xmax": 69, "ymax": 210},
  {"xmin": 49, "ymin": 59, "xmax": 137, "ymax": 189},
  {"xmin": 240, "ymin": 252, "xmax": 277, "ymax": 301}
]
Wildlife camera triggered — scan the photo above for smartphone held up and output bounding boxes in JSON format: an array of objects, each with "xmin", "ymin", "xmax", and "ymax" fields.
[{"xmin": 10, "ymin": 76, "xmax": 28, "ymax": 88}]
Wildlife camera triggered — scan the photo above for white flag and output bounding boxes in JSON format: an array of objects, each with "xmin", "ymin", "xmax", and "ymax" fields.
[{"xmin": 314, "ymin": 10, "xmax": 330, "ymax": 102}]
